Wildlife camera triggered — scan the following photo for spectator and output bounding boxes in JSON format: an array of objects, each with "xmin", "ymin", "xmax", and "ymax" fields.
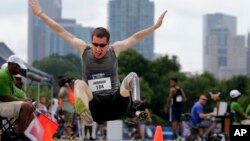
[
  {"xmin": 230, "ymin": 89, "xmax": 250, "ymax": 125},
  {"xmin": 96, "ymin": 122, "xmax": 107, "ymax": 140},
  {"xmin": 0, "ymin": 55, "xmax": 35, "ymax": 139},
  {"xmin": 14, "ymin": 74, "xmax": 23, "ymax": 89},
  {"xmin": 164, "ymin": 78, "xmax": 187, "ymax": 138},
  {"xmin": 48, "ymin": 98, "xmax": 59, "ymax": 122},
  {"xmin": 57, "ymin": 76, "xmax": 76, "ymax": 139},
  {"xmin": 84, "ymin": 122, "xmax": 95, "ymax": 140},
  {"xmin": 36, "ymin": 95, "xmax": 48, "ymax": 114},
  {"xmin": 1, "ymin": 63, "xmax": 26, "ymax": 99},
  {"xmin": 189, "ymin": 95, "xmax": 216, "ymax": 139}
]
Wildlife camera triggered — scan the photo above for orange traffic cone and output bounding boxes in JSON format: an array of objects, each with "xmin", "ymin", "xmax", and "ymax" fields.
[{"xmin": 153, "ymin": 125, "xmax": 164, "ymax": 141}]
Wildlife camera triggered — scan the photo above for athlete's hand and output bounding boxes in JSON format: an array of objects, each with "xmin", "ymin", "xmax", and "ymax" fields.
[
  {"xmin": 154, "ymin": 10, "xmax": 167, "ymax": 29},
  {"xmin": 29, "ymin": 0, "xmax": 42, "ymax": 16}
]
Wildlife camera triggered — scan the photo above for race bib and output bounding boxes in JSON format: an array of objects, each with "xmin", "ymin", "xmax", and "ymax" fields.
[
  {"xmin": 176, "ymin": 95, "xmax": 183, "ymax": 102},
  {"xmin": 88, "ymin": 77, "xmax": 111, "ymax": 92}
]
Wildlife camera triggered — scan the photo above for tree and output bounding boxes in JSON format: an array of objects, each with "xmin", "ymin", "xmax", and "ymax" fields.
[
  {"xmin": 118, "ymin": 49, "xmax": 149, "ymax": 77},
  {"xmin": 33, "ymin": 54, "xmax": 81, "ymax": 79},
  {"xmin": 32, "ymin": 54, "xmax": 81, "ymax": 95}
]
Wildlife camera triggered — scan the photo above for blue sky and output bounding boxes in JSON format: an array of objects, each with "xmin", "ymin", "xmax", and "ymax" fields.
[{"xmin": 0, "ymin": 0, "xmax": 250, "ymax": 73}]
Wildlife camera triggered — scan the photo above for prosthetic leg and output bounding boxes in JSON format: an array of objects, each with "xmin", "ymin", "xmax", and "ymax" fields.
[
  {"xmin": 122, "ymin": 72, "xmax": 148, "ymax": 124},
  {"xmin": 130, "ymin": 76, "xmax": 141, "ymax": 107}
]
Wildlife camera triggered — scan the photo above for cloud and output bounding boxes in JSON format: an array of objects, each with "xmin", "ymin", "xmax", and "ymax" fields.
[
  {"xmin": 62, "ymin": 0, "xmax": 108, "ymax": 27},
  {"xmin": 0, "ymin": 14, "xmax": 27, "ymax": 61}
]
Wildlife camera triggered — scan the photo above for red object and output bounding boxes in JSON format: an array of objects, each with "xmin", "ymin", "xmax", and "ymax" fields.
[
  {"xmin": 153, "ymin": 125, "xmax": 164, "ymax": 141},
  {"xmin": 38, "ymin": 114, "xmax": 58, "ymax": 141}
]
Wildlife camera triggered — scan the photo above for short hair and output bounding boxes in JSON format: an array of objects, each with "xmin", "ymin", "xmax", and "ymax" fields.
[
  {"xmin": 91, "ymin": 27, "xmax": 110, "ymax": 42},
  {"xmin": 57, "ymin": 75, "xmax": 74, "ymax": 87},
  {"xmin": 170, "ymin": 78, "xmax": 178, "ymax": 83}
]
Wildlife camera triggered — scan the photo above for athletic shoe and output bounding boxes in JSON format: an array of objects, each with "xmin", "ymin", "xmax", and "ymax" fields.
[
  {"xmin": 74, "ymin": 97, "xmax": 93, "ymax": 124},
  {"xmin": 125, "ymin": 111, "xmax": 148, "ymax": 124}
]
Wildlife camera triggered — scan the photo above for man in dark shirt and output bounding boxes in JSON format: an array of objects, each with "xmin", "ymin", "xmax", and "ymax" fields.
[{"xmin": 164, "ymin": 78, "xmax": 187, "ymax": 139}]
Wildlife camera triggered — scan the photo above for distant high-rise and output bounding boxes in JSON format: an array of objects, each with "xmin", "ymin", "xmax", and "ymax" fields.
[
  {"xmin": 28, "ymin": 0, "xmax": 94, "ymax": 64},
  {"xmin": 247, "ymin": 33, "xmax": 250, "ymax": 75},
  {"xmin": 108, "ymin": 0, "xmax": 154, "ymax": 60},
  {"xmin": 28, "ymin": 0, "xmax": 62, "ymax": 64},
  {"xmin": 203, "ymin": 13, "xmax": 246, "ymax": 79}
]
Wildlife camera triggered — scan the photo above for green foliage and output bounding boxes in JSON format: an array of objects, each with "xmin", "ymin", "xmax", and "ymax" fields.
[
  {"xmin": 26, "ymin": 85, "xmax": 37, "ymax": 100},
  {"xmin": 33, "ymin": 54, "xmax": 82, "ymax": 94},
  {"xmin": 150, "ymin": 113, "xmax": 167, "ymax": 126},
  {"xmin": 118, "ymin": 49, "xmax": 149, "ymax": 76},
  {"xmin": 26, "ymin": 85, "xmax": 51, "ymax": 102},
  {"xmin": 40, "ymin": 86, "xmax": 52, "ymax": 100},
  {"xmin": 139, "ymin": 77, "xmax": 154, "ymax": 103},
  {"xmin": 33, "ymin": 54, "xmax": 81, "ymax": 79}
]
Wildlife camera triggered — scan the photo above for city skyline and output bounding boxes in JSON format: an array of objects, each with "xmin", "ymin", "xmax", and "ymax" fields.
[
  {"xmin": 203, "ymin": 13, "xmax": 247, "ymax": 79},
  {"xmin": 108, "ymin": 0, "xmax": 155, "ymax": 60},
  {"xmin": 1, "ymin": 0, "xmax": 250, "ymax": 73}
]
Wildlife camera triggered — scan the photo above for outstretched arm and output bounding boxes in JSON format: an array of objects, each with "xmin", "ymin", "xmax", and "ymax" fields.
[
  {"xmin": 113, "ymin": 10, "xmax": 167, "ymax": 56},
  {"xmin": 29, "ymin": 0, "xmax": 87, "ymax": 54}
]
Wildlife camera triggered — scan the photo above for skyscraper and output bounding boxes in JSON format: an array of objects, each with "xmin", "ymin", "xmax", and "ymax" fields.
[
  {"xmin": 247, "ymin": 33, "xmax": 250, "ymax": 75},
  {"xmin": 28, "ymin": 0, "xmax": 62, "ymax": 64},
  {"xmin": 203, "ymin": 13, "xmax": 246, "ymax": 79},
  {"xmin": 28, "ymin": 0, "xmax": 94, "ymax": 64},
  {"xmin": 108, "ymin": 0, "xmax": 154, "ymax": 60}
]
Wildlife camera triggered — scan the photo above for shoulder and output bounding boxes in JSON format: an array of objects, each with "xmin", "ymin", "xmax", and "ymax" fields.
[
  {"xmin": 175, "ymin": 86, "xmax": 183, "ymax": 92},
  {"xmin": 0, "ymin": 68, "xmax": 8, "ymax": 77},
  {"xmin": 231, "ymin": 102, "xmax": 241, "ymax": 109},
  {"xmin": 82, "ymin": 45, "xmax": 91, "ymax": 53},
  {"xmin": 0, "ymin": 69, "xmax": 11, "ymax": 85},
  {"xmin": 194, "ymin": 102, "xmax": 202, "ymax": 108},
  {"xmin": 59, "ymin": 87, "xmax": 67, "ymax": 93},
  {"xmin": 170, "ymin": 87, "xmax": 176, "ymax": 94},
  {"xmin": 170, "ymin": 87, "xmax": 176, "ymax": 92},
  {"xmin": 231, "ymin": 101, "xmax": 240, "ymax": 106}
]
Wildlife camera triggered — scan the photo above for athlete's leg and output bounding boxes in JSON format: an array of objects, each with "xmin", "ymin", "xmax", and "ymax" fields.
[
  {"xmin": 74, "ymin": 79, "xmax": 93, "ymax": 124},
  {"xmin": 120, "ymin": 72, "xmax": 141, "ymax": 104},
  {"xmin": 120, "ymin": 72, "xmax": 148, "ymax": 124}
]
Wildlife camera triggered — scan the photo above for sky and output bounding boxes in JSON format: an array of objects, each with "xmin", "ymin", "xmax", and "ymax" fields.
[{"xmin": 0, "ymin": 0, "xmax": 250, "ymax": 73}]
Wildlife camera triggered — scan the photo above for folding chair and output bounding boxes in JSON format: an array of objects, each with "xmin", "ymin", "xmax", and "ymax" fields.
[{"xmin": 0, "ymin": 116, "xmax": 18, "ymax": 141}]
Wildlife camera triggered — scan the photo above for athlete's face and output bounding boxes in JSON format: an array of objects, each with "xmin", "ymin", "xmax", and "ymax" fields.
[
  {"xmin": 170, "ymin": 80, "xmax": 176, "ymax": 87},
  {"xmin": 91, "ymin": 36, "xmax": 109, "ymax": 59}
]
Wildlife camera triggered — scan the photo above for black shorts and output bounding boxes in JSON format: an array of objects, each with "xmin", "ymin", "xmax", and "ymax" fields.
[
  {"xmin": 89, "ymin": 89, "xmax": 130, "ymax": 122},
  {"xmin": 170, "ymin": 106, "xmax": 182, "ymax": 122}
]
